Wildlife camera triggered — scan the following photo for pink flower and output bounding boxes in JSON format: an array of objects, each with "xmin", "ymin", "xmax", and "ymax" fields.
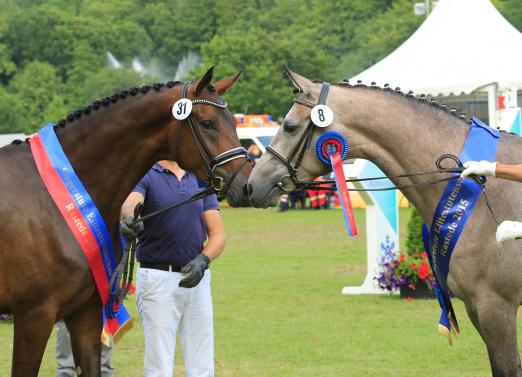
[{"xmin": 421, "ymin": 251, "xmax": 428, "ymax": 259}]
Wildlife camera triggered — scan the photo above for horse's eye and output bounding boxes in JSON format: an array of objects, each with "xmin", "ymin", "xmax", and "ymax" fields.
[
  {"xmin": 200, "ymin": 120, "xmax": 216, "ymax": 130},
  {"xmin": 283, "ymin": 121, "xmax": 298, "ymax": 133}
]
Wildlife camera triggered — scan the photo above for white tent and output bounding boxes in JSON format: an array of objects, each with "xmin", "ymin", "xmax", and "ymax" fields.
[
  {"xmin": 0, "ymin": 134, "xmax": 24, "ymax": 147},
  {"xmin": 350, "ymin": 0, "xmax": 522, "ymax": 125}
]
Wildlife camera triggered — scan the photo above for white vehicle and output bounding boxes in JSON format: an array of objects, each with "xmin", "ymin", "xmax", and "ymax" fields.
[{"xmin": 235, "ymin": 114, "xmax": 279, "ymax": 153}]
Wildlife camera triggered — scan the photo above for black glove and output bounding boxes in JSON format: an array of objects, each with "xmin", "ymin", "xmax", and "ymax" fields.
[
  {"xmin": 179, "ymin": 253, "xmax": 211, "ymax": 288},
  {"xmin": 120, "ymin": 217, "xmax": 144, "ymax": 241}
]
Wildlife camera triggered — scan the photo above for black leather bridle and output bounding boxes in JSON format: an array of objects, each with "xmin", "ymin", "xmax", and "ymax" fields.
[
  {"xmin": 266, "ymin": 82, "xmax": 331, "ymax": 191},
  {"xmin": 111, "ymin": 83, "xmax": 250, "ymax": 305},
  {"xmin": 178, "ymin": 81, "xmax": 250, "ymax": 195},
  {"xmin": 265, "ymin": 82, "xmax": 492, "ymax": 198}
]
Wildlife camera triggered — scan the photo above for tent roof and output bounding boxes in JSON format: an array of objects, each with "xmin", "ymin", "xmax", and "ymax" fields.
[
  {"xmin": 350, "ymin": 0, "xmax": 522, "ymax": 96},
  {"xmin": 0, "ymin": 134, "xmax": 25, "ymax": 147}
]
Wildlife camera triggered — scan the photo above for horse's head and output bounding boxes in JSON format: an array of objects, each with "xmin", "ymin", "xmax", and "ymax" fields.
[
  {"xmin": 248, "ymin": 68, "xmax": 341, "ymax": 208},
  {"xmin": 169, "ymin": 67, "xmax": 251, "ymax": 207}
]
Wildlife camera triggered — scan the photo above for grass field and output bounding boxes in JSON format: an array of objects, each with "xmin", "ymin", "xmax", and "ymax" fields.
[{"xmin": 1, "ymin": 207, "xmax": 520, "ymax": 376}]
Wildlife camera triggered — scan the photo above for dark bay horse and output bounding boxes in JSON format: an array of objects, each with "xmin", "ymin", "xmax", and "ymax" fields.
[
  {"xmin": 248, "ymin": 69, "xmax": 522, "ymax": 376},
  {"xmin": 0, "ymin": 67, "xmax": 251, "ymax": 376}
]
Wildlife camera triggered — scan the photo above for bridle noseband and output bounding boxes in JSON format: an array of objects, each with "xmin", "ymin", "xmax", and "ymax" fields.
[
  {"xmin": 266, "ymin": 82, "xmax": 331, "ymax": 191},
  {"xmin": 178, "ymin": 82, "xmax": 250, "ymax": 195}
]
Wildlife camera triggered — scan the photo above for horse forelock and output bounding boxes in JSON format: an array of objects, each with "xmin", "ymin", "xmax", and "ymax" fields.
[{"xmin": 206, "ymin": 84, "xmax": 216, "ymax": 93}]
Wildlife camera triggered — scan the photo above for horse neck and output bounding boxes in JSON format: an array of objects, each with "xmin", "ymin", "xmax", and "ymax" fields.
[
  {"xmin": 335, "ymin": 87, "xmax": 469, "ymax": 221},
  {"xmin": 56, "ymin": 90, "xmax": 176, "ymax": 225}
]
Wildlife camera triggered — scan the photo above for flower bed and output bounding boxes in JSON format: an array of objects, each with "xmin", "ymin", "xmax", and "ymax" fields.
[
  {"xmin": 376, "ymin": 250, "xmax": 436, "ymax": 293},
  {"xmin": 375, "ymin": 208, "xmax": 436, "ymax": 298}
]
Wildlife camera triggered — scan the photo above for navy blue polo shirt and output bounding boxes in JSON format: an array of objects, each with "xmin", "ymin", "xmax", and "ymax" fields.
[{"xmin": 133, "ymin": 164, "xmax": 219, "ymax": 266}]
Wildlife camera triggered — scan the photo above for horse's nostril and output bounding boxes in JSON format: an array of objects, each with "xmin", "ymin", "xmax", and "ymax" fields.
[{"xmin": 245, "ymin": 183, "xmax": 253, "ymax": 198}]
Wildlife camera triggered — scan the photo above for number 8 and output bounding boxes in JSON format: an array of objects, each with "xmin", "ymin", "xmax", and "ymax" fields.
[{"xmin": 318, "ymin": 108, "xmax": 325, "ymax": 122}]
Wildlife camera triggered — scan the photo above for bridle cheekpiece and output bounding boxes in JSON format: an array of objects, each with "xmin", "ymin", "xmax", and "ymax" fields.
[
  {"xmin": 266, "ymin": 82, "xmax": 332, "ymax": 191},
  {"xmin": 175, "ymin": 81, "xmax": 249, "ymax": 194}
]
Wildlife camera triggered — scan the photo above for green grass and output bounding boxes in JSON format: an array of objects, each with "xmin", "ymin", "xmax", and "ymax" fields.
[{"xmin": 1, "ymin": 207, "xmax": 519, "ymax": 376}]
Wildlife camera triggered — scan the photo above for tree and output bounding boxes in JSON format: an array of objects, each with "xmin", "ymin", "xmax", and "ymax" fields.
[
  {"xmin": 0, "ymin": 86, "xmax": 28, "ymax": 133},
  {"xmin": 147, "ymin": 0, "xmax": 217, "ymax": 68},
  {"xmin": 200, "ymin": 27, "xmax": 295, "ymax": 117},
  {"xmin": 406, "ymin": 207, "xmax": 424, "ymax": 254},
  {"xmin": 75, "ymin": 67, "xmax": 155, "ymax": 107},
  {"xmin": 3, "ymin": 5, "xmax": 76, "ymax": 78},
  {"xmin": 8, "ymin": 61, "xmax": 65, "ymax": 133},
  {"xmin": 494, "ymin": 0, "xmax": 522, "ymax": 33},
  {"xmin": 336, "ymin": 0, "xmax": 422, "ymax": 78}
]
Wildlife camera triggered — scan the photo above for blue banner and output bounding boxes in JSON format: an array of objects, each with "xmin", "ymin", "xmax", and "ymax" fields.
[{"xmin": 424, "ymin": 117, "xmax": 499, "ymax": 343}]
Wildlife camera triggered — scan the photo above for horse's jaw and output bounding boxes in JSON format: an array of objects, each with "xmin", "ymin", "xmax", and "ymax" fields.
[
  {"xmin": 226, "ymin": 179, "xmax": 251, "ymax": 207},
  {"xmin": 247, "ymin": 158, "xmax": 288, "ymax": 208}
]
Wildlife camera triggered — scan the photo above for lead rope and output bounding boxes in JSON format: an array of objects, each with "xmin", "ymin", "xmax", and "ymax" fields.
[
  {"xmin": 297, "ymin": 154, "xmax": 501, "ymax": 225},
  {"xmin": 109, "ymin": 201, "xmax": 143, "ymax": 304}
]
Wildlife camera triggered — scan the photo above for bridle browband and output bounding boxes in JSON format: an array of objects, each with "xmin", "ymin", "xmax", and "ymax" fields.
[
  {"xmin": 179, "ymin": 82, "xmax": 250, "ymax": 195},
  {"xmin": 266, "ymin": 82, "xmax": 330, "ymax": 192}
]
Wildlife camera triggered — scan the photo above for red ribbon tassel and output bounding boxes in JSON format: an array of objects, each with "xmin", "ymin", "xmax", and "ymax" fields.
[{"xmin": 329, "ymin": 152, "xmax": 357, "ymax": 236}]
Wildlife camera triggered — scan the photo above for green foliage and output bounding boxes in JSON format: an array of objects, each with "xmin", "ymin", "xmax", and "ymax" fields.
[
  {"xmin": 77, "ymin": 68, "xmax": 153, "ymax": 105},
  {"xmin": 199, "ymin": 27, "xmax": 294, "ymax": 116},
  {"xmin": 493, "ymin": 0, "xmax": 522, "ymax": 32},
  {"xmin": 406, "ymin": 207, "xmax": 424, "ymax": 255},
  {"xmin": 0, "ymin": 0, "xmax": 521, "ymax": 133},
  {"xmin": 337, "ymin": 0, "xmax": 422, "ymax": 77},
  {"xmin": 0, "ymin": 86, "xmax": 27, "ymax": 133},
  {"xmin": 157, "ymin": 0, "xmax": 216, "ymax": 66},
  {"xmin": 8, "ymin": 61, "xmax": 65, "ymax": 133}
]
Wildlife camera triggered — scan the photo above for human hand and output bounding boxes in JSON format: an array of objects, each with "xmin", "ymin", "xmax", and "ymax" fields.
[
  {"xmin": 119, "ymin": 217, "xmax": 144, "ymax": 241},
  {"xmin": 460, "ymin": 160, "xmax": 496, "ymax": 178},
  {"xmin": 179, "ymin": 253, "xmax": 210, "ymax": 288},
  {"xmin": 496, "ymin": 221, "xmax": 522, "ymax": 247}
]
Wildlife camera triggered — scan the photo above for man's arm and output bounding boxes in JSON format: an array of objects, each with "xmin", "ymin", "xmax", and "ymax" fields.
[
  {"xmin": 495, "ymin": 164, "xmax": 522, "ymax": 182},
  {"xmin": 120, "ymin": 192, "xmax": 145, "ymax": 220},
  {"xmin": 178, "ymin": 209, "xmax": 225, "ymax": 288},
  {"xmin": 120, "ymin": 192, "xmax": 145, "ymax": 240},
  {"xmin": 461, "ymin": 161, "xmax": 522, "ymax": 182},
  {"xmin": 201, "ymin": 209, "xmax": 226, "ymax": 261}
]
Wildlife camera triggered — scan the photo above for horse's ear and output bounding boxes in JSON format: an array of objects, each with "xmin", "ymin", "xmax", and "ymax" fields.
[
  {"xmin": 214, "ymin": 71, "xmax": 242, "ymax": 96},
  {"xmin": 283, "ymin": 66, "xmax": 314, "ymax": 95},
  {"xmin": 194, "ymin": 66, "xmax": 214, "ymax": 96}
]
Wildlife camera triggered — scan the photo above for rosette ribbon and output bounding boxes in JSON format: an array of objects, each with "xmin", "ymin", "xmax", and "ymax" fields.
[{"xmin": 315, "ymin": 131, "xmax": 357, "ymax": 236}]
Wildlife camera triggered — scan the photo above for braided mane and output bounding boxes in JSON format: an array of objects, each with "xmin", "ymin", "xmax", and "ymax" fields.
[
  {"xmin": 333, "ymin": 79, "xmax": 470, "ymax": 124},
  {"xmin": 12, "ymin": 81, "xmax": 183, "ymax": 144}
]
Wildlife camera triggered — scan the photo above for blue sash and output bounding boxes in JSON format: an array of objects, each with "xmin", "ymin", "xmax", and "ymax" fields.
[
  {"xmin": 30, "ymin": 124, "xmax": 132, "ymax": 339},
  {"xmin": 423, "ymin": 117, "xmax": 499, "ymax": 344}
]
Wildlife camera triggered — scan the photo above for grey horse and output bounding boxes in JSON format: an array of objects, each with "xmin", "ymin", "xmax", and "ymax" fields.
[{"xmin": 247, "ymin": 69, "xmax": 522, "ymax": 377}]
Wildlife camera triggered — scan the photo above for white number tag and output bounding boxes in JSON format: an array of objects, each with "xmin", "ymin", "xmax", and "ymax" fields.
[
  {"xmin": 311, "ymin": 105, "xmax": 333, "ymax": 128},
  {"xmin": 172, "ymin": 98, "xmax": 193, "ymax": 120}
]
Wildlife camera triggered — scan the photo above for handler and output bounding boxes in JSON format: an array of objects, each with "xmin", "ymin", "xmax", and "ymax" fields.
[
  {"xmin": 120, "ymin": 160, "xmax": 225, "ymax": 377},
  {"xmin": 461, "ymin": 160, "xmax": 522, "ymax": 245}
]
